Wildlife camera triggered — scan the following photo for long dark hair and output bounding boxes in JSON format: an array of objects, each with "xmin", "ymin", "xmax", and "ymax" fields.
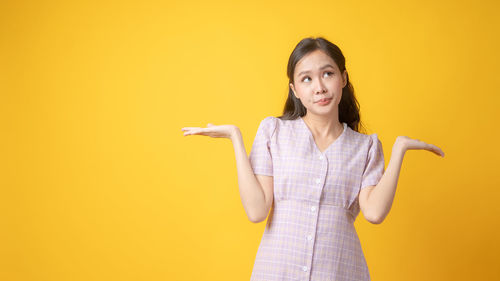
[{"xmin": 277, "ymin": 37, "xmax": 365, "ymax": 133}]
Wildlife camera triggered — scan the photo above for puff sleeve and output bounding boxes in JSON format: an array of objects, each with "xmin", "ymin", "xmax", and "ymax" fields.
[
  {"xmin": 361, "ymin": 133, "xmax": 385, "ymax": 189},
  {"xmin": 248, "ymin": 116, "xmax": 276, "ymax": 176}
]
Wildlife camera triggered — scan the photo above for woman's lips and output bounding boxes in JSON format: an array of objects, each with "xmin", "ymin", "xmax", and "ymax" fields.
[
  {"xmin": 317, "ymin": 98, "xmax": 330, "ymax": 102},
  {"xmin": 316, "ymin": 98, "xmax": 332, "ymax": 105}
]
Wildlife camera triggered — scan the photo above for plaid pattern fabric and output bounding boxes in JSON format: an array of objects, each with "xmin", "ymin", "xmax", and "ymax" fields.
[{"xmin": 248, "ymin": 116, "xmax": 385, "ymax": 281}]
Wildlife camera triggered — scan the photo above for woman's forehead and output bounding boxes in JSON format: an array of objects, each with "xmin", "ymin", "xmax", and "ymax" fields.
[{"xmin": 295, "ymin": 51, "xmax": 339, "ymax": 74}]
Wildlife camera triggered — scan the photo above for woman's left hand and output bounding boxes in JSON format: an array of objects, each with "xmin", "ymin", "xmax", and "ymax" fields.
[{"xmin": 395, "ymin": 136, "xmax": 445, "ymax": 157}]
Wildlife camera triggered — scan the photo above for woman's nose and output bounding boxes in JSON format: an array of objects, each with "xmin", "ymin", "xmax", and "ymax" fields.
[{"xmin": 314, "ymin": 79, "xmax": 327, "ymax": 94}]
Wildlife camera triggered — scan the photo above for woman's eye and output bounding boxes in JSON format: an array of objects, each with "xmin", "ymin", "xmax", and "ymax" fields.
[{"xmin": 302, "ymin": 72, "xmax": 332, "ymax": 82}]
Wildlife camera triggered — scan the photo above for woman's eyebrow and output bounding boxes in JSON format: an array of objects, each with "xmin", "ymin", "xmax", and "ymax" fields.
[{"xmin": 298, "ymin": 64, "xmax": 335, "ymax": 76}]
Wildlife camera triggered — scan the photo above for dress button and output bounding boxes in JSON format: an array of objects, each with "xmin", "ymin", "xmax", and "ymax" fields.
[
  {"xmin": 319, "ymin": 155, "xmax": 324, "ymax": 160},
  {"xmin": 302, "ymin": 266, "xmax": 308, "ymax": 272},
  {"xmin": 315, "ymin": 178, "xmax": 321, "ymax": 184},
  {"xmin": 307, "ymin": 234, "xmax": 313, "ymax": 241},
  {"xmin": 311, "ymin": 206, "xmax": 316, "ymax": 212}
]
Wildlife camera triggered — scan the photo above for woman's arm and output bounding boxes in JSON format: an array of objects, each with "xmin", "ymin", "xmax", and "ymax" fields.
[
  {"xmin": 182, "ymin": 123, "xmax": 272, "ymax": 223},
  {"xmin": 359, "ymin": 136, "xmax": 445, "ymax": 224},
  {"xmin": 230, "ymin": 128, "xmax": 274, "ymax": 223}
]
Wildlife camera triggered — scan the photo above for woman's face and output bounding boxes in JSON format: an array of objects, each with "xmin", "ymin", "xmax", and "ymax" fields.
[{"xmin": 290, "ymin": 49, "xmax": 347, "ymax": 118}]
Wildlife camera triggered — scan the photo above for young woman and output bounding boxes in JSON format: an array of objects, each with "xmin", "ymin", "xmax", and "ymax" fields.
[{"xmin": 181, "ymin": 37, "xmax": 444, "ymax": 281}]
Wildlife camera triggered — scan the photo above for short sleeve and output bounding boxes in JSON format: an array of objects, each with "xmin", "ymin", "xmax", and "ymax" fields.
[
  {"xmin": 248, "ymin": 116, "xmax": 276, "ymax": 176},
  {"xmin": 361, "ymin": 133, "xmax": 385, "ymax": 189}
]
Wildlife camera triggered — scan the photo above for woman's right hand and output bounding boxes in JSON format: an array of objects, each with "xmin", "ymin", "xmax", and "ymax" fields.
[{"xmin": 181, "ymin": 123, "xmax": 238, "ymax": 139}]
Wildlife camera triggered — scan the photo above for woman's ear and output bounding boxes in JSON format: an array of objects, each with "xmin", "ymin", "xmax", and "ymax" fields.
[
  {"xmin": 343, "ymin": 70, "xmax": 347, "ymax": 88},
  {"xmin": 289, "ymin": 83, "xmax": 299, "ymax": 99}
]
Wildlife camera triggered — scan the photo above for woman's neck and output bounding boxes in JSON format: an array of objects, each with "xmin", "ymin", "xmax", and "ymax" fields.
[{"xmin": 302, "ymin": 114, "xmax": 343, "ymax": 138}]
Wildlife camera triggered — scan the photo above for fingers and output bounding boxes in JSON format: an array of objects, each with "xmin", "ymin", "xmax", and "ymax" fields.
[
  {"xmin": 181, "ymin": 123, "xmax": 215, "ymax": 131},
  {"xmin": 181, "ymin": 125, "xmax": 214, "ymax": 136},
  {"xmin": 183, "ymin": 128, "xmax": 207, "ymax": 136},
  {"xmin": 182, "ymin": 127, "xmax": 196, "ymax": 136},
  {"xmin": 401, "ymin": 136, "xmax": 445, "ymax": 158},
  {"xmin": 434, "ymin": 146, "xmax": 445, "ymax": 157},
  {"xmin": 426, "ymin": 143, "xmax": 445, "ymax": 157}
]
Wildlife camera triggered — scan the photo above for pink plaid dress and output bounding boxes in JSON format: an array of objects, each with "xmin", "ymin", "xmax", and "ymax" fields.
[{"xmin": 248, "ymin": 116, "xmax": 385, "ymax": 281}]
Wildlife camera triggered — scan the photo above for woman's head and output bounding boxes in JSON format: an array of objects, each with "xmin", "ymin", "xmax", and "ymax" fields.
[{"xmin": 278, "ymin": 37, "xmax": 364, "ymax": 133}]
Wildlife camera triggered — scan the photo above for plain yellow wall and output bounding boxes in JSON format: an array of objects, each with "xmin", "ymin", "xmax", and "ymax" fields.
[{"xmin": 1, "ymin": 0, "xmax": 499, "ymax": 280}]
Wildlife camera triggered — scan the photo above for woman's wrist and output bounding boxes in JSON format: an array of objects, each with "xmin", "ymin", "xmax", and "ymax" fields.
[
  {"xmin": 393, "ymin": 137, "xmax": 408, "ymax": 154},
  {"xmin": 230, "ymin": 126, "xmax": 241, "ymax": 141}
]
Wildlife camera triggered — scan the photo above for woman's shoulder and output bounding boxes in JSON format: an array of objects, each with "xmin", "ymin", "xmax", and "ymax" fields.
[
  {"xmin": 257, "ymin": 116, "xmax": 277, "ymax": 128},
  {"xmin": 259, "ymin": 116, "xmax": 299, "ymax": 129},
  {"xmin": 259, "ymin": 116, "xmax": 290, "ymax": 125},
  {"xmin": 347, "ymin": 125, "xmax": 381, "ymax": 146},
  {"xmin": 255, "ymin": 116, "xmax": 280, "ymax": 137},
  {"xmin": 257, "ymin": 116, "xmax": 298, "ymax": 136},
  {"xmin": 260, "ymin": 116, "xmax": 277, "ymax": 124}
]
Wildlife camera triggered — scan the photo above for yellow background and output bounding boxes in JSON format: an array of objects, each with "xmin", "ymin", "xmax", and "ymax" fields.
[{"xmin": 1, "ymin": 0, "xmax": 499, "ymax": 280}]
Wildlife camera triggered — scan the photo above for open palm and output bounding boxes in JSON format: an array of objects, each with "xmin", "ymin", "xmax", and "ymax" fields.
[
  {"xmin": 397, "ymin": 136, "xmax": 445, "ymax": 157},
  {"xmin": 181, "ymin": 123, "xmax": 237, "ymax": 139}
]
